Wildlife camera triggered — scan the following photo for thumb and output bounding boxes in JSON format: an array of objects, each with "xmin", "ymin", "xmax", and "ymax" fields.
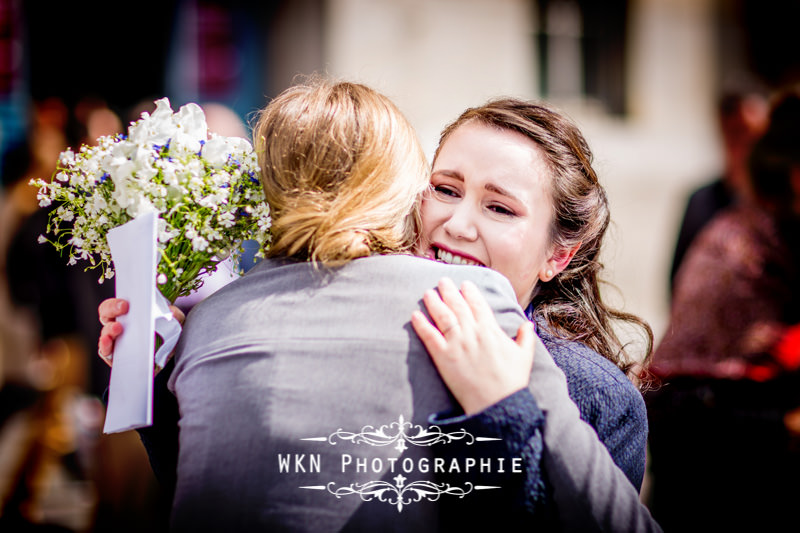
[
  {"xmin": 169, "ymin": 305, "xmax": 186, "ymax": 325},
  {"xmin": 515, "ymin": 320, "xmax": 536, "ymax": 362}
]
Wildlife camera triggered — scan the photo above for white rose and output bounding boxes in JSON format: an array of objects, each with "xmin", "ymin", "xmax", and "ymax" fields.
[
  {"xmin": 226, "ymin": 136, "xmax": 252, "ymax": 156},
  {"xmin": 201, "ymin": 136, "xmax": 232, "ymax": 168},
  {"xmin": 175, "ymin": 102, "xmax": 208, "ymax": 143},
  {"xmin": 109, "ymin": 159, "xmax": 135, "ymax": 187},
  {"xmin": 111, "ymin": 181, "xmax": 135, "ymax": 208},
  {"xmin": 129, "ymin": 98, "xmax": 176, "ymax": 145},
  {"xmin": 111, "ymin": 140, "xmax": 135, "ymax": 160}
]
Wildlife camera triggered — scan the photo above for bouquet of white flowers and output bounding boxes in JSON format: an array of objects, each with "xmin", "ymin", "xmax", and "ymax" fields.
[{"xmin": 31, "ymin": 98, "xmax": 272, "ymax": 304}]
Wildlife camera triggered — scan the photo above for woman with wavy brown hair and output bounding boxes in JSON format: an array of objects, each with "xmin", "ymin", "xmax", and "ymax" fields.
[{"xmin": 413, "ymin": 98, "xmax": 654, "ymax": 495}]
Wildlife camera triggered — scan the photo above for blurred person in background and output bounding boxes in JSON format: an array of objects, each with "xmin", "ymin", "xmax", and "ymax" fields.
[
  {"xmin": 0, "ymin": 98, "xmax": 168, "ymax": 532},
  {"xmin": 647, "ymin": 87, "xmax": 800, "ymax": 532},
  {"xmin": 668, "ymin": 88, "xmax": 769, "ymax": 293},
  {"xmin": 0, "ymin": 97, "xmax": 100, "ymax": 532}
]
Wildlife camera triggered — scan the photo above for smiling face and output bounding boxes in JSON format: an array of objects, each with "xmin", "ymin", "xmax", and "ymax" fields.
[{"xmin": 420, "ymin": 121, "xmax": 561, "ymax": 307}]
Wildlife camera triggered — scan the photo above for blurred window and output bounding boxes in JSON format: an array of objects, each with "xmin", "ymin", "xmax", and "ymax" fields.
[{"xmin": 536, "ymin": 0, "xmax": 628, "ymax": 116}]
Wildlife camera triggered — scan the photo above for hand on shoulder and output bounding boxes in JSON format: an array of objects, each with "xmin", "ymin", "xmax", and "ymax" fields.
[{"xmin": 411, "ymin": 277, "xmax": 535, "ymax": 415}]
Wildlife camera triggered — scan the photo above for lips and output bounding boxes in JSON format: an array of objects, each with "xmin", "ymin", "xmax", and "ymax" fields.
[{"xmin": 432, "ymin": 244, "xmax": 484, "ymax": 267}]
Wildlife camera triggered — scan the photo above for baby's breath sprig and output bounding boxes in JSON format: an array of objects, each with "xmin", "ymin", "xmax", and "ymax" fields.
[{"xmin": 31, "ymin": 98, "xmax": 272, "ymax": 304}]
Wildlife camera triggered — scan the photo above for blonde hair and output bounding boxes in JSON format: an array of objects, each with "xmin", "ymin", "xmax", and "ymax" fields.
[{"xmin": 254, "ymin": 78, "xmax": 429, "ymax": 265}]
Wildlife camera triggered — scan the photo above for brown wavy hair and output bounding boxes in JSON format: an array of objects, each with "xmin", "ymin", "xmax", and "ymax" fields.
[
  {"xmin": 253, "ymin": 77, "xmax": 429, "ymax": 266},
  {"xmin": 434, "ymin": 99, "xmax": 653, "ymax": 381}
]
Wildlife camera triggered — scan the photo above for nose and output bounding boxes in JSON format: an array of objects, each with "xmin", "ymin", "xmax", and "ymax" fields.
[{"xmin": 443, "ymin": 202, "xmax": 478, "ymax": 241}]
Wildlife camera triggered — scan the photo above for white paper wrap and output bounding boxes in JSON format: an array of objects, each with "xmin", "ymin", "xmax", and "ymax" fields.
[{"xmin": 103, "ymin": 211, "xmax": 182, "ymax": 434}]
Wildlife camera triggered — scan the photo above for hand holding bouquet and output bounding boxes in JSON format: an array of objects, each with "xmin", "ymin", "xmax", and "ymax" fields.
[{"xmin": 31, "ymin": 98, "xmax": 272, "ymax": 303}]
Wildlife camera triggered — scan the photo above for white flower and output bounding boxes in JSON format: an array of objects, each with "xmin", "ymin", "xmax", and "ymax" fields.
[
  {"xmin": 129, "ymin": 98, "xmax": 176, "ymax": 146},
  {"xmin": 174, "ymin": 102, "xmax": 208, "ymax": 145},
  {"xmin": 228, "ymin": 136, "xmax": 252, "ymax": 155},
  {"xmin": 37, "ymin": 192, "xmax": 52, "ymax": 207},
  {"xmin": 59, "ymin": 150, "xmax": 75, "ymax": 166},
  {"xmin": 109, "ymin": 158, "xmax": 135, "ymax": 187},
  {"xmin": 184, "ymin": 159, "xmax": 204, "ymax": 181},
  {"xmin": 201, "ymin": 136, "xmax": 231, "ymax": 168},
  {"xmin": 130, "ymin": 145, "xmax": 158, "ymax": 180},
  {"xmin": 198, "ymin": 195, "xmax": 219, "ymax": 210},
  {"xmin": 37, "ymin": 235, "xmax": 47, "ymax": 244},
  {"xmin": 111, "ymin": 139, "xmax": 135, "ymax": 160},
  {"xmin": 111, "ymin": 181, "xmax": 136, "ymax": 208},
  {"xmin": 202, "ymin": 135, "xmax": 251, "ymax": 169},
  {"xmin": 191, "ymin": 235, "xmax": 209, "ymax": 251},
  {"xmin": 217, "ymin": 211, "xmax": 235, "ymax": 228},
  {"xmin": 158, "ymin": 160, "xmax": 179, "ymax": 186},
  {"xmin": 57, "ymin": 207, "xmax": 74, "ymax": 222},
  {"xmin": 89, "ymin": 195, "xmax": 108, "ymax": 215},
  {"xmin": 126, "ymin": 195, "xmax": 155, "ymax": 218},
  {"xmin": 157, "ymin": 219, "xmax": 174, "ymax": 243}
]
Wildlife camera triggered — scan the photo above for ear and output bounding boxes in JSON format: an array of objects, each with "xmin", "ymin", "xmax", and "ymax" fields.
[{"xmin": 539, "ymin": 243, "xmax": 581, "ymax": 282}]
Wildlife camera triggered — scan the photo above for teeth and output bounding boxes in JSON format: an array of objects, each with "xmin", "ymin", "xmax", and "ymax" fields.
[{"xmin": 435, "ymin": 248, "xmax": 480, "ymax": 267}]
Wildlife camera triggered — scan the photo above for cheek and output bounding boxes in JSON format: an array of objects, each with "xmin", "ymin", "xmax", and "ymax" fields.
[
  {"xmin": 492, "ymin": 225, "xmax": 549, "ymax": 290},
  {"xmin": 420, "ymin": 199, "xmax": 447, "ymax": 236}
]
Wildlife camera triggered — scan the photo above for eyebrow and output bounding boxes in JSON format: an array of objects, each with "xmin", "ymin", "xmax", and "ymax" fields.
[{"xmin": 433, "ymin": 169, "xmax": 522, "ymax": 203}]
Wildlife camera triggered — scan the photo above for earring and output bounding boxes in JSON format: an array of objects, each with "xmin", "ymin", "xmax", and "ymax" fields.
[{"xmin": 546, "ymin": 269, "xmax": 554, "ymax": 280}]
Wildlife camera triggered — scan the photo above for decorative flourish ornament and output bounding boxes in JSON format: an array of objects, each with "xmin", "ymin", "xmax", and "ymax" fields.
[
  {"xmin": 302, "ymin": 414, "xmax": 495, "ymax": 452},
  {"xmin": 326, "ymin": 478, "xmax": 475, "ymax": 513}
]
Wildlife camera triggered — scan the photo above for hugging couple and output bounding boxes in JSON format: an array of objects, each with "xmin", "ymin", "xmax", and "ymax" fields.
[{"xmin": 98, "ymin": 77, "xmax": 660, "ymax": 532}]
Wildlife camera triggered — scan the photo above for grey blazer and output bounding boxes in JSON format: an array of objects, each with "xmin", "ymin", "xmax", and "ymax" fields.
[{"xmin": 167, "ymin": 254, "xmax": 659, "ymax": 532}]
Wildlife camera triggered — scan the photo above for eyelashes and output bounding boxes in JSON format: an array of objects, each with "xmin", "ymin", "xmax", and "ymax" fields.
[{"xmin": 428, "ymin": 184, "xmax": 518, "ymax": 218}]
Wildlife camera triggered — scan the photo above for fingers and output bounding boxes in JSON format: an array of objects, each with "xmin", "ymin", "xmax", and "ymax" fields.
[
  {"xmin": 100, "ymin": 321, "xmax": 124, "ymax": 342},
  {"xmin": 412, "ymin": 278, "xmax": 537, "ymax": 416},
  {"xmin": 437, "ymin": 278, "xmax": 475, "ymax": 329},
  {"xmin": 515, "ymin": 320, "xmax": 535, "ymax": 352},
  {"xmin": 460, "ymin": 280, "xmax": 497, "ymax": 326},
  {"xmin": 422, "ymin": 287, "xmax": 460, "ymax": 337},
  {"xmin": 98, "ymin": 321, "xmax": 124, "ymax": 366},
  {"xmin": 411, "ymin": 310, "xmax": 448, "ymax": 355},
  {"xmin": 169, "ymin": 305, "xmax": 186, "ymax": 325},
  {"xmin": 99, "ymin": 298, "xmax": 129, "ymax": 325},
  {"xmin": 97, "ymin": 344, "xmax": 113, "ymax": 367},
  {"xmin": 515, "ymin": 321, "xmax": 536, "ymax": 371},
  {"xmin": 419, "ymin": 278, "xmax": 496, "ymax": 338}
]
